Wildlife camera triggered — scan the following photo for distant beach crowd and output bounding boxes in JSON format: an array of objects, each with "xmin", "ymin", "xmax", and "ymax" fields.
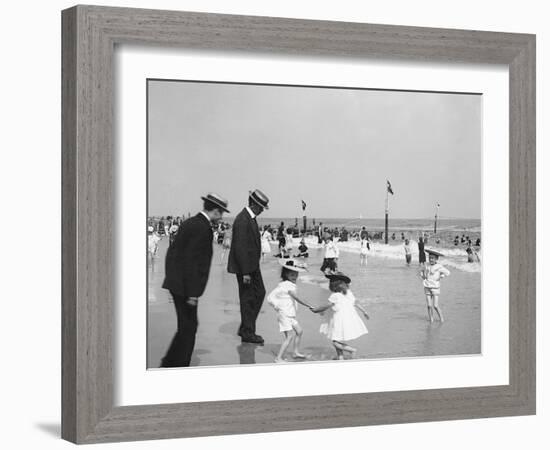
[{"xmin": 148, "ymin": 216, "xmax": 481, "ymax": 268}]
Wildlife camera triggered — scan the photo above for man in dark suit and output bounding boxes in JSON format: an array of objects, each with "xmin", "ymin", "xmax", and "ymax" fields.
[
  {"xmin": 227, "ymin": 189, "xmax": 270, "ymax": 344},
  {"xmin": 160, "ymin": 193, "xmax": 230, "ymax": 367}
]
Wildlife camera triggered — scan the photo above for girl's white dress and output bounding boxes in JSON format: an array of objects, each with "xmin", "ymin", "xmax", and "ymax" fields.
[
  {"xmin": 320, "ymin": 291, "xmax": 368, "ymax": 341},
  {"xmin": 285, "ymin": 233, "xmax": 294, "ymax": 251},
  {"xmin": 261, "ymin": 230, "xmax": 272, "ymax": 254}
]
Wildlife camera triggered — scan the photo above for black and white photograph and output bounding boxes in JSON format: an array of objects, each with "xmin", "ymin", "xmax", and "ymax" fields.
[{"xmin": 146, "ymin": 79, "xmax": 482, "ymax": 368}]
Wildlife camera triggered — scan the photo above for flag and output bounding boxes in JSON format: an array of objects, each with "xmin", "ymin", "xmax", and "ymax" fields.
[
  {"xmin": 301, "ymin": 199, "xmax": 307, "ymax": 211},
  {"xmin": 386, "ymin": 180, "xmax": 394, "ymax": 195}
]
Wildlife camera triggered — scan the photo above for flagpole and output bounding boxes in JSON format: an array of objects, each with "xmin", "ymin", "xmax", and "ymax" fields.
[
  {"xmin": 384, "ymin": 188, "xmax": 389, "ymax": 244},
  {"xmin": 302, "ymin": 200, "xmax": 307, "ymax": 235},
  {"xmin": 434, "ymin": 203, "xmax": 439, "ymax": 234}
]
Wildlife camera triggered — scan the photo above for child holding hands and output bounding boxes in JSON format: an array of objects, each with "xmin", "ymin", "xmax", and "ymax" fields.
[
  {"xmin": 267, "ymin": 259, "xmax": 313, "ymax": 363},
  {"xmin": 311, "ymin": 272, "xmax": 369, "ymax": 360}
]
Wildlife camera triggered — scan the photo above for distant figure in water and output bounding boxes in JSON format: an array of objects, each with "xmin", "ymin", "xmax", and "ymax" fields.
[
  {"xmin": 401, "ymin": 232, "xmax": 405, "ymax": 241},
  {"xmin": 466, "ymin": 244, "xmax": 475, "ymax": 263},
  {"xmin": 454, "ymin": 235, "xmax": 460, "ymax": 246},
  {"xmin": 475, "ymin": 237, "xmax": 481, "ymax": 247},
  {"xmin": 147, "ymin": 225, "xmax": 161, "ymax": 269},
  {"xmin": 168, "ymin": 221, "xmax": 179, "ymax": 246},
  {"xmin": 294, "ymin": 239, "xmax": 309, "ymax": 258},
  {"xmin": 285, "ymin": 228, "xmax": 294, "ymax": 254},
  {"xmin": 359, "ymin": 237, "xmax": 370, "ymax": 266},
  {"xmin": 220, "ymin": 225, "xmax": 232, "ymax": 262},
  {"xmin": 404, "ymin": 239, "xmax": 412, "ymax": 265},
  {"xmin": 277, "ymin": 222, "xmax": 286, "ymax": 251},
  {"xmin": 340, "ymin": 227, "xmax": 349, "ymax": 242},
  {"xmin": 320, "ymin": 236, "xmax": 339, "ymax": 274},
  {"xmin": 261, "ymin": 225, "xmax": 272, "ymax": 262},
  {"xmin": 418, "ymin": 236, "xmax": 426, "ymax": 266},
  {"xmin": 420, "ymin": 249, "xmax": 450, "ymax": 323},
  {"xmin": 391, "ymin": 232, "xmax": 396, "ymax": 241}
]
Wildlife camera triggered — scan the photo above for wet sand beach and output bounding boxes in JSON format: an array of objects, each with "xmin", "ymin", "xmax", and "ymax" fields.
[{"xmin": 147, "ymin": 238, "xmax": 481, "ymax": 368}]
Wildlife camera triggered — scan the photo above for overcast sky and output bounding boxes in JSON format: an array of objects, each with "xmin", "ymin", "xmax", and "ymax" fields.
[{"xmin": 148, "ymin": 80, "xmax": 481, "ymax": 219}]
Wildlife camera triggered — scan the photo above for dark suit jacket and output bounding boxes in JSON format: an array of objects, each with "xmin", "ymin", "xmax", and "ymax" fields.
[
  {"xmin": 162, "ymin": 213, "xmax": 213, "ymax": 298},
  {"xmin": 227, "ymin": 208, "xmax": 261, "ymax": 275}
]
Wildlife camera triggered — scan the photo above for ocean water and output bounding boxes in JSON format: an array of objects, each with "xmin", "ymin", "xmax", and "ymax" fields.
[
  {"xmin": 256, "ymin": 217, "xmax": 481, "ymax": 233},
  {"xmin": 256, "ymin": 217, "xmax": 480, "ymax": 245},
  {"xmin": 255, "ymin": 216, "xmax": 482, "ymax": 274}
]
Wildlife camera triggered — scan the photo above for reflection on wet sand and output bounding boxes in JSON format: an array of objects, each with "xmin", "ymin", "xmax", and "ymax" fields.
[{"xmin": 237, "ymin": 343, "xmax": 257, "ymax": 364}]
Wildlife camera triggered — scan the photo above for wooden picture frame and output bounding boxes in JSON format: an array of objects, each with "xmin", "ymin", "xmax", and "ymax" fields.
[{"xmin": 61, "ymin": 5, "xmax": 536, "ymax": 444}]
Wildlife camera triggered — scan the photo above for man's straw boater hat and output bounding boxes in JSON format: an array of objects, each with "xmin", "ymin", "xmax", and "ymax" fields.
[
  {"xmin": 278, "ymin": 258, "xmax": 308, "ymax": 272},
  {"xmin": 249, "ymin": 189, "xmax": 270, "ymax": 210},
  {"xmin": 201, "ymin": 193, "xmax": 230, "ymax": 213},
  {"xmin": 425, "ymin": 248, "xmax": 445, "ymax": 257}
]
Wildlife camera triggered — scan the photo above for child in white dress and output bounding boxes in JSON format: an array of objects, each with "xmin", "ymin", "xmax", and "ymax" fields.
[
  {"xmin": 147, "ymin": 226, "xmax": 160, "ymax": 259},
  {"xmin": 311, "ymin": 272, "xmax": 369, "ymax": 360},
  {"xmin": 420, "ymin": 249, "xmax": 451, "ymax": 322},
  {"xmin": 261, "ymin": 226, "xmax": 272, "ymax": 261},
  {"xmin": 267, "ymin": 259, "xmax": 313, "ymax": 363},
  {"xmin": 359, "ymin": 238, "xmax": 370, "ymax": 266},
  {"xmin": 285, "ymin": 229, "xmax": 294, "ymax": 254}
]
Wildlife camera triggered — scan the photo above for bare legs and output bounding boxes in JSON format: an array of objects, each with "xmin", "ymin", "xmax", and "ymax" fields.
[
  {"xmin": 432, "ymin": 295, "xmax": 444, "ymax": 322},
  {"xmin": 425, "ymin": 293, "xmax": 444, "ymax": 323},
  {"xmin": 292, "ymin": 323, "xmax": 305, "ymax": 358},
  {"xmin": 332, "ymin": 340, "xmax": 357, "ymax": 360},
  {"xmin": 274, "ymin": 332, "xmax": 293, "ymax": 363},
  {"xmin": 274, "ymin": 323, "xmax": 305, "ymax": 362}
]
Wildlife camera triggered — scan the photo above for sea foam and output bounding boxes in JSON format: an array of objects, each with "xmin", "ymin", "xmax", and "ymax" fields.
[{"xmin": 276, "ymin": 236, "xmax": 481, "ymax": 273}]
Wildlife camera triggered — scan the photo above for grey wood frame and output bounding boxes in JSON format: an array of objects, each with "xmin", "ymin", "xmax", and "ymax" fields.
[{"xmin": 62, "ymin": 5, "xmax": 536, "ymax": 444}]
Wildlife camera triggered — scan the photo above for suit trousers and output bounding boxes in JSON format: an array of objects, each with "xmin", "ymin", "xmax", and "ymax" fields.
[
  {"xmin": 236, "ymin": 270, "xmax": 266, "ymax": 338},
  {"xmin": 160, "ymin": 292, "xmax": 198, "ymax": 367}
]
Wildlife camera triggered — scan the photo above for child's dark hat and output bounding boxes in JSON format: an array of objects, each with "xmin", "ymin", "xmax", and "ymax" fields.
[
  {"xmin": 325, "ymin": 271, "xmax": 351, "ymax": 284},
  {"xmin": 425, "ymin": 248, "xmax": 444, "ymax": 257},
  {"xmin": 278, "ymin": 258, "xmax": 307, "ymax": 272}
]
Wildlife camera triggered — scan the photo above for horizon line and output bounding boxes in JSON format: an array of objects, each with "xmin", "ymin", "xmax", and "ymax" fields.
[{"xmin": 147, "ymin": 214, "xmax": 481, "ymax": 221}]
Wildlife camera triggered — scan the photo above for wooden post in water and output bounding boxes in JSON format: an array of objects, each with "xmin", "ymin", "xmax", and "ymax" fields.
[
  {"xmin": 301, "ymin": 200, "xmax": 307, "ymax": 235},
  {"xmin": 384, "ymin": 188, "xmax": 389, "ymax": 244},
  {"xmin": 434, "ymin": 202, "xmax": 440, "ymax": 235}
]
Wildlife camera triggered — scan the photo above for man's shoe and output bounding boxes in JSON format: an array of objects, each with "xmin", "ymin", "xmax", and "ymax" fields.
[{"xmin": 241, "ymin": 335, "xmax": 264, "ymax": 345}]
